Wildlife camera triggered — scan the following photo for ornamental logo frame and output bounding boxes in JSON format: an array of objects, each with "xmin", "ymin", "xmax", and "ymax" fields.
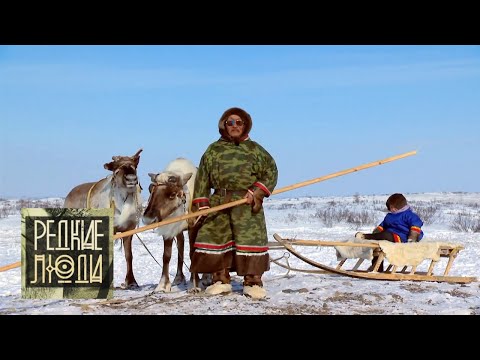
[{"xmin": 21, "ymin": 208, "xmax": 113, "ymax": 299}]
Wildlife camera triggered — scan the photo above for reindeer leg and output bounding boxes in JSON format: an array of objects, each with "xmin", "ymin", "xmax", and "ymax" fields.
[
  {"xmin": 121, "ymin": 235, "xmax": 139, "ymax": 289},
  {"xmin": 155, "ymin": 238, "xmax": 173, "ymax": 292},
  {"xmin": 172, "ymin": 232, "xmax": 186, "ymax": 286},
  {"xmin": 187, "ymin": 226, "xmax": 201, "ymax": 293}
]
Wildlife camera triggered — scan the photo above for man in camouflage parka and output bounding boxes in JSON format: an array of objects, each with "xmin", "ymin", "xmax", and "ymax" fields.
[{"xmin": 190, "ymin": 107, "xmax": 278, "ymax": 299}]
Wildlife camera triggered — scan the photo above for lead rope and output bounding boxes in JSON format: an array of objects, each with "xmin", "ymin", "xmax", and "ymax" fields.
[
  {"xmin": 135, "ymin": 233, "xmax": 163, "ymax": 269},
  {"xmin": 133, "ymin": 184, "xmax": 164, "ymax": 269},
  {"xmin": 176, "ymin": 192, "xmax": 192, "ymax": 272},
  {"xmin": 130, "ymin": 188, "xmax": 191, "ymax": 276}
]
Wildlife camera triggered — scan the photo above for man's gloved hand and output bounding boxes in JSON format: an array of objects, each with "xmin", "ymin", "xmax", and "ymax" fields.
[
  {"xmin": 250, "ymin": 188, "xmax": 266, "ymax": 214},
  {"xmin": 193, "ymin": 206, "xmax": 210, "ymax": 227}
]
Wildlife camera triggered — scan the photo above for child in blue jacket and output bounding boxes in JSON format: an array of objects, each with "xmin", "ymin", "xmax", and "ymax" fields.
[{"xmin": 356, "ymin": 193, "xmax": 424, "ymax": 243}]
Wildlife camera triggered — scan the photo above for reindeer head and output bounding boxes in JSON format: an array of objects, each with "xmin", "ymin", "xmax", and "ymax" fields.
[
  {"xmin": 104, "ymin": 149, "xmax": 143, "ymax": 192},
  {"xmin": 142, "ymin": 170, "xmax": 193, "ymax": 224}
]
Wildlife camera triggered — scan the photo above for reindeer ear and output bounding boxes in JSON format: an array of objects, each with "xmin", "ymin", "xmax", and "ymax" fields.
[
  {"xmin": 104, "ymin": 161, "xmax": 115, "ymax": 171},
  {"xmin": 181, "ymin": 172, "xmax": 193, "ymax": 185},
  {"xmin": 148, "ymin": 173, "xmax": 157, "ymax": 182},
  {"xmin": 133, "ymin": 148, "xmax": 143, "ymax": 158},
  {"xmin": 132, "ymin": 149, "xmax": 143, "ymax": 166}
]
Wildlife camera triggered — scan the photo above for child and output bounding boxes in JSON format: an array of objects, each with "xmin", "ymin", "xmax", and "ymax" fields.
[
  {"xmin": 356, "ymin": 193, "xmax": 424, "ymax": 243},
  {"xmin": 355, "ymin": 193, "xmax": 424, "ymax": 272}
]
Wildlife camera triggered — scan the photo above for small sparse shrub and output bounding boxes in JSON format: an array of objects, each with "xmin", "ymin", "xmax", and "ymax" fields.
[
  {"xmin": 373, "ymin": 205, "xmax": 388, "ymax": 212},
  {"xmin": 345, "ymin": 210, "xmax": 377, "ymax": 230},
  {"xmin": 412, "ymin": 203, "xmax": 439, "ymax": 225},
  {"xmin": 313, "ymin": 206, "xmax": 376, "ymax": 229},
  {"xmin": 278, "ymin": 203, "xmax": 296, "ymax": 210},
  {"xmin": 314, "ymin": 208, "xmax": 334, "ymax": 228},
  {"xmin": 450, "ymin": 214, "xmax": 480, "ymax": 233},
  {"xmin": 353, "ymin": 193, "xmax": 361, "ymax": 204},
  {"xmin": 299, "ymin": 201, "xmax": 314, "ymax": 209},
  {"xmin": 4, "ymin": 198, "xmax": 64, "ymax": 215},
  {"xmin": 286, "ymin": 213, "xmax": 298, "ymax": 223}
]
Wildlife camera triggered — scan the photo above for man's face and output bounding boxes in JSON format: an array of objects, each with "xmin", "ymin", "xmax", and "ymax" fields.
[{"xmin": 225, "ymin": 114, "xmax": 244, "ymax": 138}]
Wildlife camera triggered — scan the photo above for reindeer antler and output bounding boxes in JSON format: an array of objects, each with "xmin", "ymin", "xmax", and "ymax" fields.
[{"xmin": 133, "ymin": 148, "xmax": 143, "ymax": 158}]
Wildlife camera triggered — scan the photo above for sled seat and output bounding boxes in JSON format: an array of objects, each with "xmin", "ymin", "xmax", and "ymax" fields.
[{"xmin": 337, "ymin": 242, "xmax": 464, "ymax": 277}]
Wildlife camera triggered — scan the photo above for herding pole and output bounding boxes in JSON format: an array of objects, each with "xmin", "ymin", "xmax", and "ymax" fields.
[
  {"xmin": 0, "ymin": 150, "xmax": 416, "ymax": 272},
  {"xmin": 114, "ymin": 150, "xmax": 417, "ymax": 239}
]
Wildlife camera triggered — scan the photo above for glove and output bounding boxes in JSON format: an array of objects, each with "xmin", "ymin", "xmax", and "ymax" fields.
[
  {"xmin": 407, "ymin": 230, "xmax": 420, "ymax": 242},
  {"xmin": 251, "ymin": 188, "xmax": 266, "ymax": 214},
  {"xmin": 372, "ymin": 225, "xmax": 383, "ymax": 234},
  {"xmin": 193, "ymin": 206, "xmax": 210, "ymax": 227},
  {"xmin": 191, "ymin": 198, "xmax": 210, "ymax": 228}
]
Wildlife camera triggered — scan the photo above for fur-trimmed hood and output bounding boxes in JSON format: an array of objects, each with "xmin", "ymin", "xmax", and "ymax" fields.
[{"xmin": 218, "ymin": 107, "xmax": 252, "ymax": 142}]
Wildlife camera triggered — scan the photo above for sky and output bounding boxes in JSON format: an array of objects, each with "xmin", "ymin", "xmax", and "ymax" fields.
[
  {"xmin": 1, "ymin": 45, "xmax": 479, "ymax": 199},
  {"xmin": 1, "ymin": 192, "xmax": 478, "ymax": 315}
]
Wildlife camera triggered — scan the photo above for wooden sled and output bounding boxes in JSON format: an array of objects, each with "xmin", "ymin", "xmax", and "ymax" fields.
[{"xmin": 271, "ymin": 233, "xmax": 477, "ymax": 284}]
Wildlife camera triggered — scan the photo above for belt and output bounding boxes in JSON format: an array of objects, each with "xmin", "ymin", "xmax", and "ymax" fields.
[{"xmin": 213, "ymin": 189, "xmax": 246, "ymax": 197}]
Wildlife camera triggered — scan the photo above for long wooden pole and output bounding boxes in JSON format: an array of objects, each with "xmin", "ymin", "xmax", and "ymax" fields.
[
  {"xmin": 0, "ymin": 261, "xmax": 21, "ymax": 272},
  {"xmin": 0, "ymin": 150, "xmax": 416, "ymax": 272},
  {"xmin": 273, "ymin": 150, "xmax": 417, "ymax": 195},
  {"xmin": 113, "ymin": 150, "xmax": 416, "ymax": 239}
]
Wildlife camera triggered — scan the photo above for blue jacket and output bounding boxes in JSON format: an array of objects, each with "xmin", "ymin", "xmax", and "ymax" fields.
[{"xmin": 378, "ymin": 207, "xmax": 424, "ymax": 243}]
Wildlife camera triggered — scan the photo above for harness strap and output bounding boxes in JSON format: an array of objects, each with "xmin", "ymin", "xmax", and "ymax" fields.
[
  {"xmin": 86, "ymin": 178, "xmax": 116, "ymax": 209},
  {"xmin": 109, "ymin": 177, "xmax": 116, "ymax": 210},
  {"xmin": 86, "ymin": 182, "xmax": 99, "ymax": 208}
]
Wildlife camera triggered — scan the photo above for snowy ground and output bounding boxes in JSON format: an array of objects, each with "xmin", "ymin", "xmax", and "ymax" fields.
[{"xmin": 1, "ymin": 192, "xmax": 479, "ymax": 315}]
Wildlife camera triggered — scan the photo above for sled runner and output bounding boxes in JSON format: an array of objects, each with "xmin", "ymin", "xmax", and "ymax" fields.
[{"xmin": 271, "ymin": 233, "xmax": 476, "ymax": 284}]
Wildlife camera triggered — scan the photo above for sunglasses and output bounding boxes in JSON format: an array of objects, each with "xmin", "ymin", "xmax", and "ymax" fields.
[{"xmin": 225, "ymin": 119, "xmax": 244, "ymax": 127}]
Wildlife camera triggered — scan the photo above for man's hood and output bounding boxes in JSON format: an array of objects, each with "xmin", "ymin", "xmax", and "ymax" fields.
[{"xmin": 218, "ymin": 107, "xmax": 252, "ymax": 142}]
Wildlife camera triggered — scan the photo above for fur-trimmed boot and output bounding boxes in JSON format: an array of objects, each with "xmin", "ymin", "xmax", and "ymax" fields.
[
  {"xmin": 243, "ymin": 274, "xmax": 266, "ymax": 299},
  {"xmin": 243, "ymin": 285, "xmax": 267, "ymax": 299},
  {"xmin": 355, "ymin": 232, "xmax": 365, "ymax": 239},
  {"xmin": 205, "ymin": 281, "xmax": 232, "ymax": 295},
  {"xmin": 205, "ymin": 269, "xmax": 232, "ymax": 295}
]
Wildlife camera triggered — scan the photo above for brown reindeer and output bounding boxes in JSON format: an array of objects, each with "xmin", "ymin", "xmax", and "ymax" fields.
[
  {"xmin": 142, "ymin": 157, "xmax": 203, "ymax": 292},
  {"xmin": 64, "ymin": 149, "xmax": 143, "ymax": 289}
]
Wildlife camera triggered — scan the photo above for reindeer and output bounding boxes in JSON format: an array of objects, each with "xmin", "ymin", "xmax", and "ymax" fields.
[
  {"xmin": 142, "ymin": 157, "xmax": 204, "ymax": 292},
  {"xmin": 64, "ymin": 149, "xmax": 143, "ymax": 289}
]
